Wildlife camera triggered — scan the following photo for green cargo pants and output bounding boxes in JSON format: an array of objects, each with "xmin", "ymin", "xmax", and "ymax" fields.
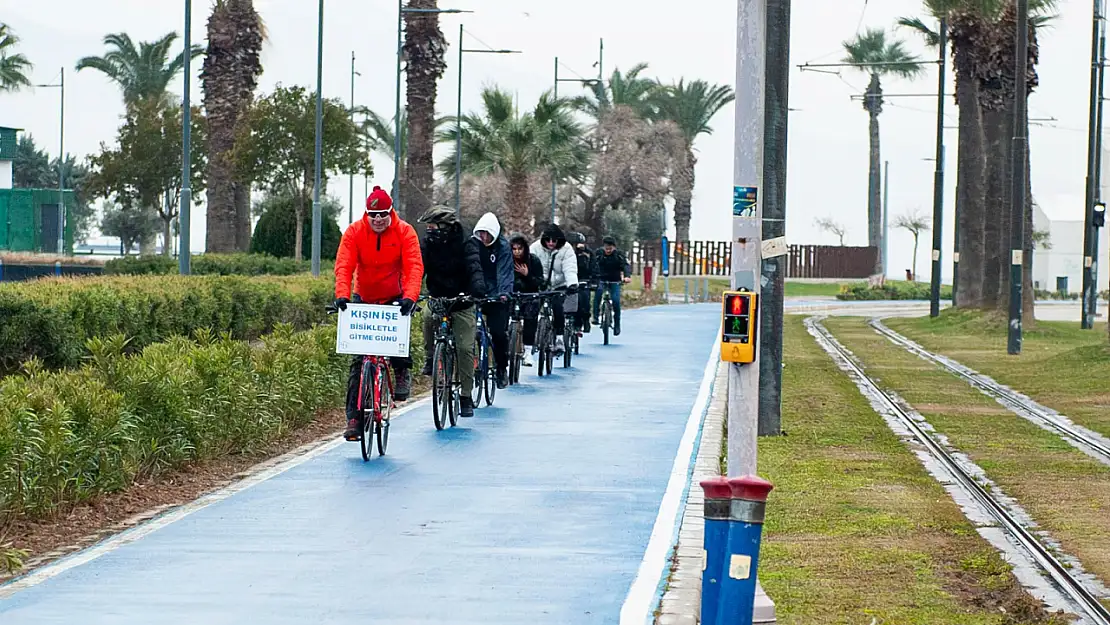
[{"xmin": 424, "ymin": 306, "xmax": 476, "ymax": 398}]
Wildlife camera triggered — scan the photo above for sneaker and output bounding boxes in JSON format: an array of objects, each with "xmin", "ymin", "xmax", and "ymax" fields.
[
  {"xmin": 343, "ymin": 418, "xmax": 362, "ymax": 441},
  {"xmin": 496, "ymin": 369, "xmax": 508, "ymax": 389},
  {"xmin": 459, "ymin": 397, "xmax": 475, "ymax": 418},
  {"xmin": 523, "ymin": 350, "xmax": 534, "ymax": 367},
  {"xmin": 394, "ymin": 369, "xmax": 412, "ymax": 401},
  {"xmin": 554, "ymin": 336, "xmax": 565, "ymax": 355},
  {"xmin": 421, "ymin": 361, "xmax": 432, "ymax": 376}
]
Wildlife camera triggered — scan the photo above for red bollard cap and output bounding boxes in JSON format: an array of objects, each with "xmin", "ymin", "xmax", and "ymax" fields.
[
  {"xmin": 699, "ymin": 475, "xmax": 731, "ymax": 499},
  {"xmin": 727, "ymin": 475, "xmax": 774, "ymax": 502}
]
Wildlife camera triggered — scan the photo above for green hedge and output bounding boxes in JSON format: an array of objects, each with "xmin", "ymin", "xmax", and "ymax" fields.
[
  {"xmin": 837, "ymin": 281, "xmax": 954, "ymax": 301},
  {"xmin": 103, "ymin": 253, "xmax": 331, "ymax": 276},
  {"xmin": 0, "ymin": 275, "xmax": 334, "ymax": 371},
  {"xmin": 0, "ymin": 325, "xmax": 347, "ymax": 534}
]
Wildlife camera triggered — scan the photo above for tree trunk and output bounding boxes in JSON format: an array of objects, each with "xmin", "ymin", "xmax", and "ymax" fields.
[
  {"xmin": 505, "ymin": 172, "xmax": 531, "ymax": 236},
  {"xmin": 294, "ymin": 190, "xmax": 305, "ymax": 261},
  {"xmin": 163, "ymin": 216, "xmax": 173, "ymax": 258},
  {"xmin": 954, "ymin": 63, "xmax": 986, "ymax": 308},
  {"xmin": 982, "ymin": 106, "xmax": 1010, "ymax": 310},
  {"xmin": 202, "ymin": 0, "xmax": 263, "ymax": 254},
  {"xmin": 672, "ymin": 147, "xmax": 695, "ymax": 242},
  {"xmin": 864, "ymin": 74, "xmax": 883, "ymax": 274},
  {"xmin": 234, "ymin": 181, "xmax": 251, "ymax": 251},
  {"xmin": 912, "ymin": 234, "xmax": 919, "ymax": 281},
  {"xmin": 402, "ymin": 0, "xmax": 448, "ymax": 224}
]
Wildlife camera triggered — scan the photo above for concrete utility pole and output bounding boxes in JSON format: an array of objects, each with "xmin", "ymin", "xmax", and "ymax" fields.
[
  {"xmin": 1083, "ymin": 0, "xmax": 1103, "ymax": 329},
  {"xmin": 1007, "ymin": 0, "xmax": 1029, "ymax": 354},
  {"xmin": 729, "ymin": 0, "xmax": 767, "ymax": 478},
  {"xmin": 929, "ymin": 18, "xmax": 948, "ymax": 317},
  {"xmin": 757, "ymin": 0, "xmax": 791, "ymax": 437}
]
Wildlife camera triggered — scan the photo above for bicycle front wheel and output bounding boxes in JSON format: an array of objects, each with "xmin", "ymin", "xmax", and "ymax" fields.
[
  {"xmin": 375, "ymin": 364, "xmax": 392, "ymax": 455},
  {"xmin": 432, "ymin": 343, "xmax": 451, "ymax": 431},
  {"xmin": 359, "ymin": 359, "xmax": 375, "ymax": 461},
  {"xmin": 602, "ymin": 301, "xmax": 612, "ymax": 345},
  {"xmin": 507, "ymin": 323, "xmax": 521, "ymax": 385},
  {"xmin": 484, "ymin": 346, "xmax": 497, "ymax": 406},
  {"xmin": 471, "ymin": 332, "xmax": 486, "ymax": 406}
]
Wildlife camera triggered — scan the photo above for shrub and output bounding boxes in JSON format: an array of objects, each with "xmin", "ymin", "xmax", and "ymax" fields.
[
  {"xmin": 0, "ymin": 325, "xmax": 347, "ymax": 528},
  {"xmin": 103, "ymin": 253, "xmax": 331, "ymax": 277},
  {"xmin": 0, "ymin": 275, "xmax": 334, "ymax": 371},
  {"xmin": 837, "ymin": 281, "xmax": 953, "ymax": 301},
  {"xmin": 250, "ymin": 193, "xmax": 342, "ymax": 261}
]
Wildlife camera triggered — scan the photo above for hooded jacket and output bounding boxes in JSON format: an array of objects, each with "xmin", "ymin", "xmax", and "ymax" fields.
[
  {"xmin": 473, "ymin": 212, "xmax": 514, "ymax": 298},
  {"xmin": 334, "ymin": 206, "xmax": 424, "ymax": 303},
  {"xmin": 510, "ymin": 234, "xmax": 545, "ymax": 293},
  {"xmin": 592, "ymin": 246, "xmax": 631, "ymax": 282},
  {"xmin": 421, "ymin": 220, "xmax": 486, "ymax": 299},
  {"xmin": 529, "ymin": 224, "xmax": 578, "ymax": 289}
]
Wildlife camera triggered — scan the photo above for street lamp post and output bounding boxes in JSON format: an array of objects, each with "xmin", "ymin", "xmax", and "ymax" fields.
[
  {"xmin": 395, "ymin": 2, "xmax": 471, "ymax": 213},
  {"xmin": 454, "ymin": 24, "xmax": 521, "ymax": 217},
  {"xmin": 36, "ymin": 68, "xmax": 65, "ymax": 256},
  {"xmin": 311, "ymin": 0, "xmax": 325, "ymax": 278},
  {"xmin": 181, "ymin": 0, "xmax": 193, "ymax": 273},
  {"xmin": 551, "ymin": 53, "xmax": 601, "ymax": 224},
  {"xmin": 349, "ymin": 51, "xmax": 360, "ymax": 225}
]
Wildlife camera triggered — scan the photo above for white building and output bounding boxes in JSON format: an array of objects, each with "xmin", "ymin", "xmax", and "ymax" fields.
[{"xmin": 1032, "ymin": 204, "xmax": 1109, "ymax": 296}]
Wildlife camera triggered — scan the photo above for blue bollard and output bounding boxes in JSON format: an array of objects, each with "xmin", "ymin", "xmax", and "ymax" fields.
[
  {"xmin": 0, "ymin": 257, "xmax": 4, "ymax": 282},
  {"xmin": 55, "ymin": 260, "xmax": 62, "ymax": 276},
  {"xmin": 700, "ymin": 476, "xmax": 732, "ymax": 625},
  {"xmin": 716, "ymin": 475, "xmax": 774, "ymax": 624}
]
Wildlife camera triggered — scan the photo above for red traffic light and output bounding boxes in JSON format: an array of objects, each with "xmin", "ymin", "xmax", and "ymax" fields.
[{"xmin": 727, "ymin": 294, "xmax": 749, "ymax": 316}]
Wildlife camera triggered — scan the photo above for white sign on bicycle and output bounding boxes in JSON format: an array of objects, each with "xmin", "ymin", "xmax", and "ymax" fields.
[{"xmin": 335, "ymin": 304, "xmax": 412, "ymax": 357}]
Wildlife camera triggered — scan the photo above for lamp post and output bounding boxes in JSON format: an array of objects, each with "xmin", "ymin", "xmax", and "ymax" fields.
[
  {"xmin": 395, "ymin": 2, "xmax": 471, "ymax": 211},
  {"xmin": 181, "ymin": 0, "xmax": 194, "ymax": 273},
  {"xmin": 35, "ymin": 68, "xmax": 65, "ymax": 256},
  {"xmin": 311, "ymin": 0, "xmax": 325, "ymax": 278},
  {"xmin": 454, "ymin": 24, "xmax": 521, "ymax": 217},
  {"xmin": 349, "ymin": 51, "xmax": 361, "ymax": 225},
  {"xmin": 551, "ymin": 54, "xmax": 601, "ymax": 224}
]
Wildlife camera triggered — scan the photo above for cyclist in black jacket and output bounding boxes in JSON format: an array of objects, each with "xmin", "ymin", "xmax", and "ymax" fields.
[
  {"xmin": 570, "ymin": 232, "xmax": 594, "ymax": 333},
  {"xmin": 510, "ymin": 233, "xmax": 544, "ymax": 367},
  {"xmin": 417, "ymin": 206, "xmax": 486, "ymax": 417},
  {"xmin": 591, "ymin": 235, "xmax": 632, "ymax": 335}
]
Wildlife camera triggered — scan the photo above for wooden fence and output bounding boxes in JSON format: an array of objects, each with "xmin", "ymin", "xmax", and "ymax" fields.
[{"xmin": 626, "ymin": 241, "xmax": 879, "ymax": 279}]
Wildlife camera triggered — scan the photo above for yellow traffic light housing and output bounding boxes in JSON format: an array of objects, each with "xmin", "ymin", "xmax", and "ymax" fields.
[{"xmin": 721, "ymin": 291, "xmax": 758, "ymax": 364}]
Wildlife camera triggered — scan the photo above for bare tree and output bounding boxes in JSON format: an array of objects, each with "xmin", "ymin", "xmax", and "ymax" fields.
[
  {"xmin": 814, "ymin": 217, "xmax": 847, "ymax": 246},
  {"xmin": 894, "ymin": 211, "xmax": 930, "ymax": 281}
]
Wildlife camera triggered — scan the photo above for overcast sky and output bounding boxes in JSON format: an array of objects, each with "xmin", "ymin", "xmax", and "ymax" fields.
[{"xmin": 0, "ymin": 0, "xmax": 1101, "ymax": 279}]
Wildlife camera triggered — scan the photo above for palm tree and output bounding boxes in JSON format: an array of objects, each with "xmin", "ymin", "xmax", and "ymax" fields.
[
  {"xmin": 841, "ymin": 28, "xmax": 925, "ymax": 273},
  {"xmin": 402, "ymin": 0, "xmax": 449, "ymax": 224},
  {"xmin": 0, "ymin": 24, "xmax": 33, "ymax": 93},
  {"xmin": 202, "ymin": 0, "xmax": 264, "ymax": 253},
  {"xmin": 901, "ymin": 0, "xmax": 1055, "ymax": 310},
  {"xmin": 76, "ymin": 32, "xmax": 203, "ymax": 108},
  {"xmin": 439, "ymin": 87, "xmax": 585, "ymax": 235},
  {"xmin": 573, "ymin": 63, "xmax": 659, "ymax": 121},
  {"xmin": 650, "ymin": 79, "xmax": 735, "ymax": 242},
  {"xmin": 894, "ymin": 211, "xmax": 931, "ymax": 281},
  {"xmin": 357, "ymin": 108, "xmax": 451, "ymax": 194}
]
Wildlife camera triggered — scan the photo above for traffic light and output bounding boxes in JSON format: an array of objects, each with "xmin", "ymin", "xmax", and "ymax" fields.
[
  {"xmin": 1095, "ymin": 202, "xmax": 1106, "ymax": 229},
  {"xmin": 721, "ymin": 290, "xmax": 758, "ymax": 364}
]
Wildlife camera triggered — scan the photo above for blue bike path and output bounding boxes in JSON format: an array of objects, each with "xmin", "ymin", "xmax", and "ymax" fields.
[{"xmin": 0, "ymin": 304, "xmax": 721, "ymax": 625}]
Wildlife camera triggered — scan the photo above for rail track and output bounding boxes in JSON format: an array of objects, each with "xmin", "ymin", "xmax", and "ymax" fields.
[{"xmin": 807, "ymin": 316, "xmax": 1110, "ymax": 624}]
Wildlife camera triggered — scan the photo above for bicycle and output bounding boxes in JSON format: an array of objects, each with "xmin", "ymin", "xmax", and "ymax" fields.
[
  {"xmin": 327, "ymin": 303, "xmax": 400, "ymax": 460},
  {"xmin": 425, "ymin": 294, "xmax": 478, "ymax": 431},
  {"xmin": 596, "ymin": 281, "xmax": 621, "ymax": 345},
  {"xmin": 563, "ymin": 282, "xmax": 590, "ymax": 367},
  {"xmin": 533, "ymin": 289, "xmax": 562, "ymax": 377},
  {"xmin": 507, "ymin": 293, "xmax": 534, "ymax": 385},
  {"xmin": 471, "ymin": 300, "xmax": 499, "ymax": 407}
]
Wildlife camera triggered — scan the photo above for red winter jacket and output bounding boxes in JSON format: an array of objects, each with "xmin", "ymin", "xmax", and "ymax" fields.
[{"xmin": 334, "ymin": 208, "xmax": 424, "ymax": 304}]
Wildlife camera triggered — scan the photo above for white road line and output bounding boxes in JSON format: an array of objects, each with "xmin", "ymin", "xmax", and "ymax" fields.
[
  {"xmin": 620, "ymin": 330, "xmax": 722, "ymax": 625},
  {"xmin": 0, "ymin": 398, "xmax": 430, "ymax": 599}
]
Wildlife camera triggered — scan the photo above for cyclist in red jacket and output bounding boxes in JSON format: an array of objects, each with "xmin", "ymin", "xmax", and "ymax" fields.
[{"xmin": 334, "ymin": 186, "xmax": 424, "ymax": 441}]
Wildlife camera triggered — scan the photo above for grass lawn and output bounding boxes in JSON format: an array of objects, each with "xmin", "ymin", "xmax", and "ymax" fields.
[
  {"xmin": 756, "ymin": 317, "xmax": 1066, "ymax": 624},
  {"xmin": 887, "ymin": 310, "xmax": 1110, "ymax": 440},
  {"xmin": 825, "ymin": 316, "xmax": 1110, "ymax": 602},
  {"xmin": 629, "ymin": 275, "xmax": 857, "ymax": 298}
]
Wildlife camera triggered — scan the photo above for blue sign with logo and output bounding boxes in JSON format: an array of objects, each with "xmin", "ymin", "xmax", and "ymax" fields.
[{"xmin": 733, "ymin": 186, "xmax": 758, "ymax": 217}]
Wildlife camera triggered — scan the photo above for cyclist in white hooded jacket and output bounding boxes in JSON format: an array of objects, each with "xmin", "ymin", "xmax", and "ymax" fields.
[{"xmin": 529, "ymin": 223, "xmax": 578, "ymax": 354}]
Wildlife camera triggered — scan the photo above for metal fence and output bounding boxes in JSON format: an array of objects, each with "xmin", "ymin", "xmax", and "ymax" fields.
[{"xmin": 626, "ymin": 240, "xmax": 879, "ymax": 279}]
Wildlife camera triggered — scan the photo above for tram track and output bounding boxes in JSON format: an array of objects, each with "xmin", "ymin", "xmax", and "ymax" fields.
[{"xmin": 807, "ymin": 316, "xmax": 1110, "ymax": 624}]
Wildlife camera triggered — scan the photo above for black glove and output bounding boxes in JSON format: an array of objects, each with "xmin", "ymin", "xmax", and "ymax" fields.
[
  {"xmin": 499, "ymin": 294, "xmax": 509, "ymax": 304},
  {"xmin": 399, "ymin": 298, "xmax": 416, "ymax": 316},
  {"xmin": 334, "ymin": 297, "xmax": 350, "ymax": 311},
  {"xmin": 567, "ymin": 284, "xmax": 579, "ymax": 294}
]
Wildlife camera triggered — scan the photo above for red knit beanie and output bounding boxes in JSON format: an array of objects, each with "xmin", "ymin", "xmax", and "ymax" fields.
[{"xmin": 366, "ymin": 186, "xmax": 393, "ymax": 212}]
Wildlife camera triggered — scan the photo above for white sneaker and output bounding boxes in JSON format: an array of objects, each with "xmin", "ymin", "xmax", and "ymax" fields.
[
  {"xmin": 523, "ymin": 350, "xmax": 534, "ymax": 367},
  {"xmin": 554, "ymin": 336, "xmax": 565, "ymax": 355}
]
